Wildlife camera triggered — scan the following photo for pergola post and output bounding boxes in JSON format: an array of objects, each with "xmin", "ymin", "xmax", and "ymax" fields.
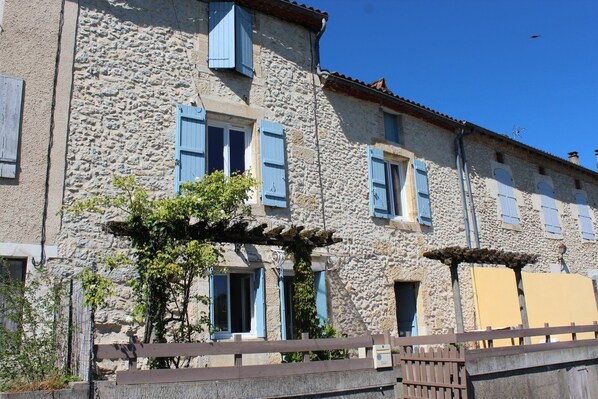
[
  {"xmin": 513, "ymin": 266, "xmax": 530, "ymax": 330},
  {"xmin": 450, "ymin": 261, "xmax": 465, "ymax": 333}
]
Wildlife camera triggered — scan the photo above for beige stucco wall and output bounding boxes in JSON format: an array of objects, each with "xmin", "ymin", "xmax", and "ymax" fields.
[
  {"xmin": 52, "ymin": 0, "xmax": 598, "ymax": 375},
  {"xmin": 0, "ymin": 0, "xmax": 73, "ymax": 251}
]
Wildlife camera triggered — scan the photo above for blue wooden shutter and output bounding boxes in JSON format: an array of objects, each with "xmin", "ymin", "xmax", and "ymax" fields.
[
  {"xmin": 234, "ymin": 6, "xmax": 253, "ymax": 78},
  {"xmin": 254, "ymin": 267, "xmax": 266, "ymax": 338},
  {"xmin": 575, "ymin": 193, "xmax": 595, "ymax": 240},
  {"xmin": 260, "ymin": 120, "xmax": 287, "ymax": 207},
  {"xmin": 538, "ymin": 182, "xmax": 561, "ymax": 234},
  {"xmin": 208, "ymin": 2, "xmax": 235, "ymax": 69},
  {"xmin": 367, "ymin": 146, "xmax": 389, "ymax": 218},
  {"xmin": 208, "ymin": 270, "xmax": 215, "ymax": 340},
  {"xmin": 314, "ymin": 271, "xmax": 327, "ymax": 325},
  {"xmin": 0, "ymin": 75, "xmax": 24, "ymax": 178},
  {"xmin": 383, "ymin": 112, "xmax": 399, "ymax": 143},
  {"xmin": 278, "ymin": 268, "xmax": 287, "ymax": 340},
  {"xmin": 494, "ymin": 168, "xmax": 519, "ymax": 225},
  {"xmin": 413, "ymin": 159, "xmax": 432, "ymax": 226},
  {"xmin": 175, "ymin": 105, "xmax": 206, "ymax": 193}
]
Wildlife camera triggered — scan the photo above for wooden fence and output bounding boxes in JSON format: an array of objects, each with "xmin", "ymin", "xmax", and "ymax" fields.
[{"xmin": 94, "ymin": 321, "xmax": 598, "ymax": 396}]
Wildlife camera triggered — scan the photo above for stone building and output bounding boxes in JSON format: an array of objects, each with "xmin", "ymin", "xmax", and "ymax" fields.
[{"xmin": 2, "ymin": 0, "xmax": 598, "ymax": 370}]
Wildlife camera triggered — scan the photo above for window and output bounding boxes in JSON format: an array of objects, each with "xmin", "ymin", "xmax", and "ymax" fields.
[
  {"xmin": 383, "ymin": 112, "xmax": 401, "ymax": 143},
  {"xmin": 0, "ymin": 75, "xmax": 24, "ymax": 178},
  {"xmin": 384, "ymin": 161, "xmax": 407, "ymax": 218},
  {"xmin": 210, "ymin": 268, "xmax": 265, "ymax": 339},
  {"xmin": 208, "ymin": 2, "xmax": 253, "ymax": 78},
  {"xmin": 368, "ymin": 146, "xmax": 431, "ymax": 226},
  {"xmin": 575, "ymin": 192, "xmax": 595, "ymax": 240},
  {"xmin": 278, "ymin": 268, "xmax": 327, "ymax": 340},
  {"xmin": 175, "ymin": 105, "xmax": 287, "ymax": 208},
  {"xmin": 538, "ymin": 181, "xmax": 561, "ymax": 234},
  {"xmin": 494, "ymin": 167, "xmax": 519, "ymax": 225},
  {"xmin": 0, "ymin": 258, "xmax": 26, "ymax": 330},
  {"xmin": 207, "ymin": 121, "xmax": 252, "ymax": 176}
]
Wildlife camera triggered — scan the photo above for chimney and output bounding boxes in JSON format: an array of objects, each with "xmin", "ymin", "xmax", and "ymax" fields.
[{"xmin": 568, "ymin": 151, "xmax": 579, "ymax": 165}]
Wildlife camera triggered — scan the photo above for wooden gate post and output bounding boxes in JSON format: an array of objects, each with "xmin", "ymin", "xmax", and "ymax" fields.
[{"xmin": 450, "ymin": 261, "xmax": 465, "ymax": 333}]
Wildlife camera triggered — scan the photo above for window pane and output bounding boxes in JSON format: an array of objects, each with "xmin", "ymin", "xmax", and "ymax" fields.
[
  {"xmin": 384, "ymin": 113, "xmax": 399, "ymax": 142},
  {"xmin": 213, "ymin": 275, "xmax": 229, "ymax": 332},
  {"xmin": 207, "ymin": 126, "xmax": 224, "ymax": 174},
  {"xmin": 230, "ymin": 274, "xmax": 251, "ymax": 333},
  {"xmin": 390, "ymin": 164, "xmax": 402, "ymax": 216},
  {"xmin": 229, "ymin": 129, "xmax": 246, "ymax": 175},
  {"xmin": 384, "ymin": 163, "xmax": 392, "ymax": 215},
  {"xmin": 284, "ymin": 276, "xmax": 294, "ymax": 339}
]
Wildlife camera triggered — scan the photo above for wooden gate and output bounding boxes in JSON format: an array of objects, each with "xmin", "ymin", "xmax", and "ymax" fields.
[{"xmin": 399, "ymin": 345, "xmax": 468, "ymax": 399}]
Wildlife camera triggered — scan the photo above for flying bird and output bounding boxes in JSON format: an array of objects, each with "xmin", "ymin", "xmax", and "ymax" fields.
[{"xmin": 530, "ymin": 35, "xmax": 541, "ymax": 39}]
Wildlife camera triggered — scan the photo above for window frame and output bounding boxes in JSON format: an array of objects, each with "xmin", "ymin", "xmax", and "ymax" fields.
[
  {"xmin": 212, "ymin": 270, "xmax": 257, "ymax": 340},
  {"xmin": 206, "ymin": 120, "xmax": 252, "ymax": 177},
  {"xmin": 384, "ymin": 159, "xmax": 408, "ymax": 220}
]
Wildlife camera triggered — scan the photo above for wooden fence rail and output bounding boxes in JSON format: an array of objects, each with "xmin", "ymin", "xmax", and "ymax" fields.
[{"xmin": 94, "ymin": 322, "xmax": 598, "ymax": 388}]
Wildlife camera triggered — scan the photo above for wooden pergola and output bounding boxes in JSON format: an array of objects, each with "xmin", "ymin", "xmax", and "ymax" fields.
[
  {"xmin": 104, "ymin": 220, "xmax": 342, "ymax": 248},
  {"xmin": 423, "ymin": 246, "xmax": 539, "ymax": 333}
]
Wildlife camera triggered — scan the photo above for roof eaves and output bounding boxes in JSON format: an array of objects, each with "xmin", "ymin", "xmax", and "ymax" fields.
[{"xmin": 231, "ymin": 0, "xmax": 328, "ymax": 32}]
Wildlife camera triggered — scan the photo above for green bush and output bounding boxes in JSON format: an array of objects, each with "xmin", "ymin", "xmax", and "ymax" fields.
[
  {"xmin": 0, "ymin": 259, "xmax": 70, "ymax": 392},
  {"xmin": 282, "ymin": 322, "xmax": 348, "ymax": 363}
]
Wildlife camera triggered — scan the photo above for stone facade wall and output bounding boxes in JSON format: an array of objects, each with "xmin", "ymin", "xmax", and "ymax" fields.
[{"xmin": 56, "ymin": 0, "xmax": 598, "ymax": 374}]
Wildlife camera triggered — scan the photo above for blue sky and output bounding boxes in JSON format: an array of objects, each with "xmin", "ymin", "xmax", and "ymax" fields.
[{"xmin": 303, "ymin": 0, "xmax": 598, "ymax": 171}]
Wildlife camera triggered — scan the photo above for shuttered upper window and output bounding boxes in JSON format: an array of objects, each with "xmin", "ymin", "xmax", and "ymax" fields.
[
  {"xmin": 383, "ymin": 112, "xmax": 400, "ymax": 143},
  {"xmin": 538, "ymin": 181, "xmax": 561, "ymax": 234},
  {"xmin": 575, "ymin": 192, "xmax": 595, "ymax": 240},
  {"xmin": 0, "ymin": 75, "xmax": 24, "ymax": 179},
  {"xmin": 367, "ymin": 146, "xmax": 432, "ymax": 226},
  {"xmin": 208, "ymin": 2, "xmax": 253, "ymax": 78},
  {"xmin": 494, "ymin": 167, "xmax": 520, "ymax": 225}
]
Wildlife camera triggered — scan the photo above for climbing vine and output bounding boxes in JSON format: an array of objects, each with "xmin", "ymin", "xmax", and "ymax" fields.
[{"xmin": 68, "ymin": 172, "xmax": 256, "ymax": 368}]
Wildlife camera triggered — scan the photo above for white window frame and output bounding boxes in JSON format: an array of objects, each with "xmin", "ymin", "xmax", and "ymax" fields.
[
  {"xmin": 213, "ymin": 270, "xmax": 256, "ymax": 340},
  {"xmin": 206, "ymin": 120, "xmax": 252, "ymax": 177},
  {"xmin": 385, "ymin": 160, "xmax": 408, "ymax": 220}
]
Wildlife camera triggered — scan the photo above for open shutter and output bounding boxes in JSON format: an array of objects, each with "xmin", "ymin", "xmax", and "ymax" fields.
[
  {"xmin": 254, "ymin": 267, "xmax": 266, "ymax": 338},
  {"xmin": 235, "ymin": 6, "xmax": 253, "ymax": 78},
  {"xmin": 538, "ymin": 182, "xmax": 561, "ymax": 234},
  {"xmin": 0, "ymin": 75, "xmax": 24, "ymax": 178},
  {"xmin": 367, "ymin": 146, "xmax": 389, "ymax": 218},
  {"xmin": 494, "ymin": 168, "xmax": 519, "ymax": 224},
  {"xmin": 260, "ymin": 120, "xmax": 286, "ymax": 207},
  {"xmin": 208, "ymin": 270, "xmax": 215, "ymax": 340},
  {"xmin": 175, "ymin": 105, "xmax": 206, "ymax": 193},
  {"xmin": 413, "ymin": 159, "xmax": 432, "ymax": 226},
  {"xmin": 576, "ymin": 193, "xmax": 595, "ymax": 240},
  {"xmin": 208, "ymin": 2, "xmax": 235, "ymax": 69},
  {"xmin": 278, "ymin": 269, "xmax": 287, "ymax": 340},
  {"xmin": 314, "ymin": 271, "xmax": 327, "ymax": 325}
]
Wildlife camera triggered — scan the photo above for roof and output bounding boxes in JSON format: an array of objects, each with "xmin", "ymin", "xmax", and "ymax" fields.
[
  {"xmin": 232, "ymin": 0, "xmax": 327, "ymax": 32},
  {"xmin": 321, "ymin": 71, "xmax": 598, "ymax": 179}
]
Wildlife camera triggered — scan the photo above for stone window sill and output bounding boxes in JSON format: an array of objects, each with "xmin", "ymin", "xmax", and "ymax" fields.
[
  {"xmin": 386, "ymin": 218, "xmax": 421, "ymax": 232},
  {"xmin": 501, "ymin": 222, "xmax": 522, "ymax": 232},
  {"xmin": 543, "ymin": 232, "xmax": 564, "ymax": 240}
]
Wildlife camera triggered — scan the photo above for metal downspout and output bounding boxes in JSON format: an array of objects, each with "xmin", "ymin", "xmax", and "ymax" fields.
[
  {"xmin": 455, "ymin": 128, "xmax": 472, "ymax": 248},
  {"xmin": 460, "ymin": 135, "xmax": 480, "ymax": 248}
]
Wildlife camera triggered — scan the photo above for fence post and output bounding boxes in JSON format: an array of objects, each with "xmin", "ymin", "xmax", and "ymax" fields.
[
  {"xmin": 486, "ymin": 326, "xmax": 493, "ymax": 348},
  {"xmin": 128, "ymin": 335, "xmax": 138, "ymax": 370},
  {"xmin": 544, "ymin": 323, "xmax": 550, "ymax": 344},
  {"xmin": 364, "ymin": 330, "xmax": 373, "ymax": 358},
  {"xmin": 571, "ymin": 322, "xmax": 577, "ymax": 341},
  {"xmin": 234, "ymin": 334, "xmax": 243, "ymax": 366},
  {"xmin": 594, "ymin": 321, "xmax": 598, "ymax": 339},
  {"xmin": 518, "ymin": 324, "xmax": 524, "ymax": 346},
  {"xmin": 301, "ymin": 332, "xmax": 310, "ymax": 362}
]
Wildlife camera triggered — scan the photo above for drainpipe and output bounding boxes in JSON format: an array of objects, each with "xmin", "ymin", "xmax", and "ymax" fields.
[
  {"xmin": 314, "ymin": 18, "xmax": 327, "ymax": 78},
  {"xmin": 455, "ymin": 127, "xmax": 472, "ymax": 248},
  {"xmin": 459, "ymin": 133, "xmax": 480, "ymax": 248}
]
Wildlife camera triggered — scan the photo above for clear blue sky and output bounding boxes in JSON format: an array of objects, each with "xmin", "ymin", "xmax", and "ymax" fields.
[{"xmin": 303, "ymin": 0, "xmax": 598, "ymax": 171}]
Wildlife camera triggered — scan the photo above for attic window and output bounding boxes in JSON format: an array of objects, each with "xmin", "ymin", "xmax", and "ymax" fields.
[
  {"xmin": 208, "ymin": 2, "xmax": 253, "ymax": 78},
  {"xmin": 495, "ymin": 152, "xmax": 504, "ymax": 164},
  {"xmin": 575, "ymin": 179, "xmax": 582, "ymax": 190},
  {"xmin": 538, "ymin": 166, "xmax": 546, "ymax": 176}
]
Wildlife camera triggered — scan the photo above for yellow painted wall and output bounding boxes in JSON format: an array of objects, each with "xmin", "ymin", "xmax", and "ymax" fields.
[{"xmin": 471, "ymin": 267, "xmax": 598, "ymax": 344}]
